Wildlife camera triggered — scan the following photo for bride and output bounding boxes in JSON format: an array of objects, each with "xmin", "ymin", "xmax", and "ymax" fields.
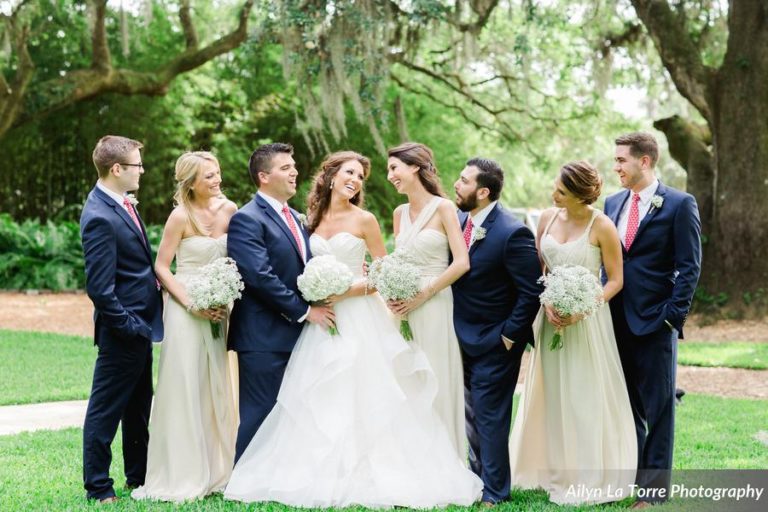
[{"xmin": 224, "ymin": 151, "xmax": 482, "ymax": 508}]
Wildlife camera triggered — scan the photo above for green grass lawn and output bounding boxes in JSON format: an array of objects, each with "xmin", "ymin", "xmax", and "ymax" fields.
[
  {"xmin": 678, "ymin": 341, "xmax": 767, "ymax": 370},
  {"xmin": 0, "ymin": 329, "xmax": 160, "ymax": 405},
  {"xmin": 1, "ymin": 330, "xmax": 766, "ymax": 406},
  {"xmin": 0, "ymin": 395, "xmax": 765, "ymax": 511}
]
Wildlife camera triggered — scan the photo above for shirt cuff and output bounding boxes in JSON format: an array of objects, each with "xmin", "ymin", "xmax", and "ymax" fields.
[
  {"xmin": 501, "ymin": 335, "xmax": 515, "ymax": 351},
  {"xmin": 298, "ymin": 306, "xmax": 310, "ymax": 323},
  {"xmin": 664, "ymin": 319, "xmax": 675, "ymax": 331}
]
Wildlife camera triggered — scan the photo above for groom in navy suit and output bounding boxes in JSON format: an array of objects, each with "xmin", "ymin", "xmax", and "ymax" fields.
[
  {"xmin": 605, "ymin": 132, "xmax": 701, "ymax": 507},
  {"xmin": 227, "ymin": 143, "xmax": 335, "ymax": 463},
  {"xmin": 451, "ymin": 158, "xmax": 543, "ymax": 504},
  {"xmin": 80, "ymin": 135, "xmax": 164, "ymax": 502}
]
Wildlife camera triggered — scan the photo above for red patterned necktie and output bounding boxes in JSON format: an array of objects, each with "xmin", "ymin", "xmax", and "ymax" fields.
[
  {"xmin": 282, "ymin": 205, "xmax": 304, "ymax": 259},
  {"xmin": 463, "ymin": 216, "xmax": 473, "ymax": 248},
  {"xmin": 123, "ymin": 197, "xmax": 144, "ymax": 236},
  {"xmin": 624, "ymin": 193, "xmax": 641, "ymax": 249}
]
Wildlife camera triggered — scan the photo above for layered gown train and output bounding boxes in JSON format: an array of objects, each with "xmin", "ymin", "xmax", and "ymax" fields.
[{"xmin": 224, "ymin": 232, "xmax": 482, "ymax": 508}]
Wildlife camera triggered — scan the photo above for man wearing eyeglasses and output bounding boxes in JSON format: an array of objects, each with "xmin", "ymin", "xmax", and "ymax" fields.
[{"xmin": 79, "ymin": 135, "xmax": 164, "ymax": 503}]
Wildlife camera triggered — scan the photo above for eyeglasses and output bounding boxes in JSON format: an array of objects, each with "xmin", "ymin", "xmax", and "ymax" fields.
[{"xmin": 119, "ymin": 162, "xmax": 144, "ymax": 169}]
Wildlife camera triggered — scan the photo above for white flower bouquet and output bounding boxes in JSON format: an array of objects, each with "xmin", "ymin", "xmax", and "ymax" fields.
[
  {"xmin": 187, "ymin": 257, "xmax": 245, "ymax": 339},
  {"xmin": 538, "ymin": 264, "xmax": 604, "ymax": 350},
  {"xmin": 297, "ymin": 255, "xmax": 354, "ymax": 335},
  {"xmin": 367, "ymin": 249, "xmax": 421, "ymax": 341}
]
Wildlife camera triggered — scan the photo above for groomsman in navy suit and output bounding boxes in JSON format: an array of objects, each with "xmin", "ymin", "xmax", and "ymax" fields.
[
  {"xmin": 80, "ymin": 135, "xmax": 164, "ymax": 502},
  {"xmin": 227, "ymin": 143, "xmax": 335, "ymax": 463},
  {"xmin": 451, "ymin": 158, "xmax": 543, "ymax": 505},
  {"xmin": 604, "ymin": 132, "xmax": 701, "ymax": 508}
]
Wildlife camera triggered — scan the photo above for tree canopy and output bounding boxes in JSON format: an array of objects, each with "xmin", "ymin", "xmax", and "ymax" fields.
[{"xmin": 1, "ymin": 0, "xmax": 765, "ymax": 313}]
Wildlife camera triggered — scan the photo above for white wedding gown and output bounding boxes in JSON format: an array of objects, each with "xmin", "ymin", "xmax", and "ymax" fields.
[{"xmin": 224, "ymin": 232, "xmax": 482, "ymax": 508}]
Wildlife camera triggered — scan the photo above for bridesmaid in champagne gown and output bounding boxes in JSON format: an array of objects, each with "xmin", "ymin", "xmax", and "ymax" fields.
[
  {"xmin": 132, "ymin": 152, "xmax": 238, "ymax": 502},
  {"xmin": 387, "ymin": 142, "xmax": 470, "ymax": 459},
  {"xmin": 509, "ymin": 161, "xmax": 636, "ymax": 505}
]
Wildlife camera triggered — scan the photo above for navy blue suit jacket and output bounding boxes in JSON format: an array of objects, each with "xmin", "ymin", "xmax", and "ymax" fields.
[
  {"xmin": 80, "ymin": 186, "xmax": 163, "ymax": 345},
  {"xmin": 604, "ymin": 182, "xmax": 701, "ymax": 338},
  {"xmin": 227, "ymin": 193, "xmax": 311, "ymax": 353},
  {"xmin": 452, "ymin": 204, "xmax": 543, "ymax": 357}
]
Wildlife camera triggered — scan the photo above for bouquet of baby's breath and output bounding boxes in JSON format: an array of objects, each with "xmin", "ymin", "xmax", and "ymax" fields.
[
  {"xmin": 367, "ymin": 249, "xmax": 421, "ymax": 341},
  {"xmin": 538, "ymin": 264, "xmax": 604, "ymax": 350},
  {"xmin": 297, "ymin": 255, "xmax": 354, "ymax": 335},
  {"xmin": 187, "ymin": 257, "xmax": 244, "ymax": 339}
]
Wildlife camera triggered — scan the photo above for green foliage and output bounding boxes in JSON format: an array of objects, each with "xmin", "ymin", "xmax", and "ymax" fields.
[
  {"xmin": 0, "ymin": 215, "xmax": 162, "ymax": 291},
  {"xmin": 0, "ymin": 214, "xmax": 84, "ymax": 291}
]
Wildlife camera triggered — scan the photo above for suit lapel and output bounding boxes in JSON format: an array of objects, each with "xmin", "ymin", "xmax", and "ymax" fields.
[
  {"xmin": 609, "ymin": 190, "xmax": 629, "ymax": 227},
  {"xmin": 469, "ymin": 203, "xmax": 499, "ymax": 257},
  {"xmin": 629, "ymin": 181, "xmax": 666, "ymax": 249},
  {"xmin": 93, "ymin": 187, "xmax": 151, "ymax": 258},
  {"xmin": 256, "ymin": 194, "xmax": 304, "ymax": 262}
]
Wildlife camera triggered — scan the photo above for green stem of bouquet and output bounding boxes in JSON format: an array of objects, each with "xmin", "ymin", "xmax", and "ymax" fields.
[
  {"xmin": 210, "ymin": 320, "xmax": 222, "ymax": 339},
  {"xmin": 550, "ymin": 327, "xmax": 563, "ymax": 350},
  {"xmin": 400, "ymin": 319, "xmax": 413, "ymax": 341},
  {"xmin": 329, "ymin": 325, "xmax": 338, "ymax": 336}
]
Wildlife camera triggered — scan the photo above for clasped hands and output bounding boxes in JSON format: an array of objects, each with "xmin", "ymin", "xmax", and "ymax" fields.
[
  {"xmin": 190, "ymin": 305, "xmax": 227, "ymax": 322},
  {"xmin": 544, "ymin": 304, "xmax": 584, "ymax": 329},
  {"xmin": 387, "ymin": 287, "xmax": 431, "ymax": 317}
]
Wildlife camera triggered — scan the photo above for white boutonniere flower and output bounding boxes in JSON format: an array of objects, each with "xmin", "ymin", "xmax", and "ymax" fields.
[
  {"xmin": 125, "ymin": 193, "xmax": 139, "ymax": 206},
  {"xmin": 473, "ymin": 226, "xmax": 487, "ymax": 242},
  {"xmin": 650, "ymin": 195, "xmax": 664, "ymax": 210},
  {"xmin": 297, "ymin": 213, "xmax": 308, "ymax": 227}
]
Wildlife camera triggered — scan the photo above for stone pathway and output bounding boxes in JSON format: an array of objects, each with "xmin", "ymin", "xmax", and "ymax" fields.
[{"xmin": 0, "ymin": 400, "xmax": 87, "ymax": 436}]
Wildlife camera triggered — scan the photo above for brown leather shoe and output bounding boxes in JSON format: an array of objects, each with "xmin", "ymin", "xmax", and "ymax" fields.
[
  {"xmin": 98, "ymin": 496, "xmax": 119, "ymax": 504},
  {"xmin": 630, "ymin": 501, "xmax": 653, "ymax": 509},
  {"xmin": 480, "ymin": 501, "xmax": 495, "ymax": 508}
]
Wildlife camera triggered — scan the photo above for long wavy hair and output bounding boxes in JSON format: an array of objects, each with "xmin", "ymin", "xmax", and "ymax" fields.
[
  {"xmin": 306, "ymin": 151, "xmax": 371, "ymax": 233},
  {"xmin": 387, "ymin": 142, "xmax": 446, "ymax": 198},
  {"xmin": 173, "ymin": 151, "xmax": 221, "ymax": 236}
]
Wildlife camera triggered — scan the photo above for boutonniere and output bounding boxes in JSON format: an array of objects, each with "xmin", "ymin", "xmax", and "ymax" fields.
[
  {"xmin": 297, "ymin": 213, "xmax": 308, "ymax": 227},
  {"xmin": 473, "ymin": 226, "xmax": 487, "ymax": 242},
  {"xmin": 125, "ymin": 193, "xmax": 139, "ymax": 206},
  {"xmin": 650, "ymin": 195, "xmax": 664, "ymax": 210}
]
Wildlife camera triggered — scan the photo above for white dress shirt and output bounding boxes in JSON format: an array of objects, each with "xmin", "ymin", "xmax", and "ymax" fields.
[{"xmin": 617, "ymin": 179, "xmax": 659, "ymax": 246}]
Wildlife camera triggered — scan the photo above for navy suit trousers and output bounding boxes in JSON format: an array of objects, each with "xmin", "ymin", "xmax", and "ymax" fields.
[
  {"xmin": 234, "ymin": 350, "xmax": 292, "ymax": 463},
  {"xmin": 463, "ymin": 341, "xmax": 526, "ymax": 503},
  {"xmin": 82, "ymin": 329, "xmax": 153, "ymax": 500},
  {"xmin": 612, "ymin": 296, "xmax": 677, "ymax": 502}
]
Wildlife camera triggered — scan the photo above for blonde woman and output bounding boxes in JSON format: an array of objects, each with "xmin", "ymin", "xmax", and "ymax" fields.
[{"xmin": 132, "ymin": 152, "xmax": 238, "ymax": 502}]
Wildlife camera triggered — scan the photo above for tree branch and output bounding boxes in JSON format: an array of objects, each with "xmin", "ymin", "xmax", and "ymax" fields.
[
  {"xmin": 11, "ymin": 0, "xmax": 255, "ymax": 129},
  {"xmin": 630, "ymin": 0, "xmax": 713, "ymax": 121},
  {"xmin": 179, "ymin": 0, "xmax": 199, "ymax": 50}
]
